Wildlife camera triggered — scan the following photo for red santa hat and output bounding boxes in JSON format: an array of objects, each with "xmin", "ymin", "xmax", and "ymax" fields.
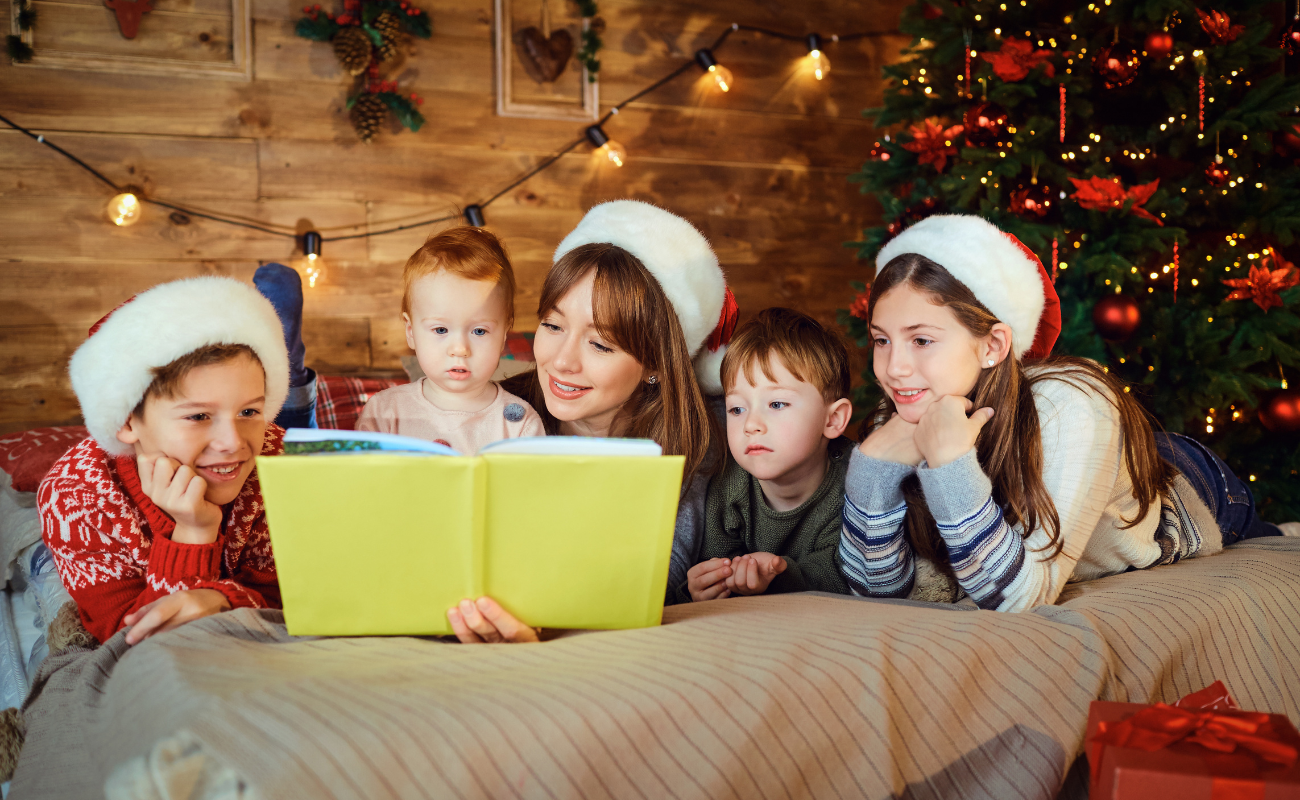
[
  {"xmin": 875, "ymin": 214, "xmax": 1061, "ymax": 360},
  {"xmin": 70, "ymin": 276, "xmax": 290, "ymax": 456},
  {"xmin": 554, "ymin": 200, "xmax": 739, "ymax": 394}
]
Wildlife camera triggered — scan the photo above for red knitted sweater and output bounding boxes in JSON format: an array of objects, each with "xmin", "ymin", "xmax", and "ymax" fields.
[{"xmin": 37, "ymin": 425, "xmax": 285, "ymax": 643}]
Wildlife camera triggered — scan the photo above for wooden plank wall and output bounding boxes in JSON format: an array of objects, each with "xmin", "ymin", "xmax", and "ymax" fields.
[{"xmin": 0, "ymin": 0, "xmax": 909, "ymax": 434}]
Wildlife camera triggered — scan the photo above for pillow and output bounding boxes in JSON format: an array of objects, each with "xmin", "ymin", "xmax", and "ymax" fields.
[
  {"xmin": 0, "ymin": 427, "xmax": 90, "ymax": 494},
  {"xmin": 316, "ymin": 376, "xmax": 404, "ymax": 430}
]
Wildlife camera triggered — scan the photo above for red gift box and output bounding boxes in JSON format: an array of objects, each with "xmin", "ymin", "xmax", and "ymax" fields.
[{"xmin": 1087, "ymin": 683, "xmax": 1300, "ymax": 800}]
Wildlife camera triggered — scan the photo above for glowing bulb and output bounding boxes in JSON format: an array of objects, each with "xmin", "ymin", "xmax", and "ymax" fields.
[
  {"xmin": 808, "ymin": 50, "xmax": 831, "ymax": 80},
  {"xmin": 106, "ymin": 192, "xmax": 142, "ymax": 227},
  {"xmin": 708, "ymin": 64, "xmax": 733, "ymax": 92},
  {"xmin": 600, "ymin": 141, "xmax": 626, "ymax": 167}
]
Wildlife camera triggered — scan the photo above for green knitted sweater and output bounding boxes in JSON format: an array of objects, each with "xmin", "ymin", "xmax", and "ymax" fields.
[{"xmin": 674, "ymin": 437, "xmax": 854, "ymax": 603}]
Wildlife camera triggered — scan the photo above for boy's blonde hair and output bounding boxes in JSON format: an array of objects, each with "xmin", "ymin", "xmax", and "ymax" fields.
[
  {"xmin": 721, "ymin": 307, "xmax": 851, "ymax": 403},
  {"xmin": 402, "ymin": 226, "xmax": 516, "ymax": 326}
]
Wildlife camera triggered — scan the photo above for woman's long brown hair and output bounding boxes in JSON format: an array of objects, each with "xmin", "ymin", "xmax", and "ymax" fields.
[
  {"xmin": 866, "ymin": 254, "xmax": 1177, "ymax": 574},
  {"xmin": 501, "ymin": 243, "xmax": 722, "ymax": 482}
]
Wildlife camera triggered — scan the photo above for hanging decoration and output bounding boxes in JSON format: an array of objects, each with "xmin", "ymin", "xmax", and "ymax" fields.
[
  {"xmin": 848, "ymin": 288, "xmax": 872, "ymax": 320},
  {"xmin": 1059, "ymin": 83, "xmax": 1066, "ymax": 143},
  {"xmin": 1145, "ymin": 29, "xmax": 1174, "ymax": 59},
  {"xmin": 296, "ymin": 0, "xmax": 431, "ymax": 142},
  {"xmin": 1205, "ymin": 158, "xmax": 1230, "ymax": 186},
  {"xmin": 513, "ymin": 0, "xmax": 574, "ymax": 83},
  {"xmin": 901, "ymin": 118, "xmax": 964, "ymax": 172},
  {"xmin": 105, "ymin": 0, "xmax": 153, "ymax": 39},
  {"xmin": 1051, "ymin": 236, "xmax": 1059, "ymax": 282},
  {"xmin": 1092, "ymin": 41, "xmax": 1140, "ymax": 89},
  {"xmin": 1197, "ymin": 9, "xmax": 1245, "ymax": 45},
  {"xmin": 1277, "ymin": 121, "xmax": 1300, "ymax": 158},
  {"xmin": 867, "ymin": 140, "xmax": 891, "ymax": 162},
  {"xmin": 1010, "ymin": 184, "xmax": 1053, "ymax": 218},
  {"xmin": 1222, "ymin": 249, "xmax": 1299, "ymax": 312},
  {"xmin": 963, "ymin": 101, "xmax": 1008, "ymax": 147},
  {"xmin": 962, "ymin": 28, "xmax": 973, "ymax": 97},
  {"xmin": 980, "ymin": 38, "xmax": 1055, "ymax": 82},
  {"xmin": 574, "ymin": 0, "xmax": 601, "ymax": 82},
  {"xmin": 1199, "ymin": 74, "xmax": 1206, "ymax": 132},
  {"xmin": 6, "ymin": 0, "xmax": 36, "ymax": 62},
  {"xmin": 1259, "ymin": 390, "xmax": 1300, "ymax": 433},
  {"xmin": 1172, "ymin": 239, "xmax": 1180, "ymax": 301},
  {"xmin": 1282, "ymin": 2, "xmax": 1300, "ymax": 54},
  {"xmin": 1093, "ymin": 294, "xmax": 1142, "ymax": 341},
  {"xmin": 1069, "ymin": 176, "xmax": 1163, "ymax": 226}
]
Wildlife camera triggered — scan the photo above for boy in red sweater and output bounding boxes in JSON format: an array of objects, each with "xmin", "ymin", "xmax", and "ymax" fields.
[{"xmin": 39, "ymin": 276, "xmax": 293, "ymax": 645}]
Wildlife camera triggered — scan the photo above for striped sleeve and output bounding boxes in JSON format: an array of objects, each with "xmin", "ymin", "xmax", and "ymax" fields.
[{"xmin": 839, "ymin": 448, "xmax": 917, "ymax": 598}]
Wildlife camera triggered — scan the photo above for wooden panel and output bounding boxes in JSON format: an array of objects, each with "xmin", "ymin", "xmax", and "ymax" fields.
[
  {"xmin": 0, "ymin": 325, "xmax": 83, "ymax": 433},
  {"xmin": 31, "ymin": 2, "xmax": 235, "ymax": 63},
  {"xmin": 0, "ymin": 130, "xmax": 258, "ymax": 200},
  {"xmin": 302, "ymin": 316, "xmax": 372, "ymax": 371}
]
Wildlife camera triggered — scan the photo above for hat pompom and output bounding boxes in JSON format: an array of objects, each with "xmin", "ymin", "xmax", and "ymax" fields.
[
  {"xmin": 693, "ymin": 345, "xmax": 728, "ymax": 396},
  {"xmin": 70, "ymin": 277, "xmax": 290, "ymax": 456}
]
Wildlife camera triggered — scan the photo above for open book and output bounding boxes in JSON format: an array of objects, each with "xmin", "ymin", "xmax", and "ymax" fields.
[{"xmin": 258, "ymin": 429, "xmax": 685, "ymax": 636}]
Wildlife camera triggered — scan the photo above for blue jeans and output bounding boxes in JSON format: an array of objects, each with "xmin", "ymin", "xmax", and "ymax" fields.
[
  {"xmin": 1155, "ymin": 432, "xmax": 1281, "ymax": 545},
  {"xmin": 273, "ymin": 369, "xmax": 318, "ymax": 430}
]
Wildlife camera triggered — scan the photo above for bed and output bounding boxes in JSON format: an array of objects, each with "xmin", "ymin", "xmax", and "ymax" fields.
[{"xmin": 5, "ymin": 537, "xmax": 1299, "ymax": 800}]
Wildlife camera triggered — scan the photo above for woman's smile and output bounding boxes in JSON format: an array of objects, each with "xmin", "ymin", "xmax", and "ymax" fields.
[{"xmin": 546, "ymin": 373, "xmax": 594, "ymax": 400}]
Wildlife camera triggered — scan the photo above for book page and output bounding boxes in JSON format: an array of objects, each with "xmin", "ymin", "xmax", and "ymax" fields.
[
  {"xmin": 283, "ymin": 428, "xmax": 462, "ymax": 456},
  {"xmin": 478, "ymin": 436, "xmax": 661, "ymax": 457}
]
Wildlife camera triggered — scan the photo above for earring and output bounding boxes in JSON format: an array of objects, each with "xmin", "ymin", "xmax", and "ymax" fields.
[
  {"xmin": 987, "ymin": 359, "xmax": 996, "ymax": 367},
  {"xmin": 647, "ymin": 375, "xmax": 658, "ymax": 384}
]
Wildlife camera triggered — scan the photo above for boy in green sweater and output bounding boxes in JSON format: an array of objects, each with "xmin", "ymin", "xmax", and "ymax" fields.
[{"xmin": 678, "ymin": 307, "xmax": 854, "ymax": 602}]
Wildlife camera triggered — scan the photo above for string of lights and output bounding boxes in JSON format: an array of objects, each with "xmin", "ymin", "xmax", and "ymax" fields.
[{"xmin": 0, "ymin": 20, "xmax": 882, "ymax": 262}]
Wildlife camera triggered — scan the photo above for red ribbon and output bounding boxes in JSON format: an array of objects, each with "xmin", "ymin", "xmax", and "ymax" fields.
[{"xmin": 1092, "ymin": 703, "xmax": 1298, "ymax": 766}]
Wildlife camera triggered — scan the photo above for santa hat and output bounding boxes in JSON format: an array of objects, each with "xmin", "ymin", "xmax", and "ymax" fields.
[
  {"xmin": 70, "ymin": 276, "xmax": 290, "ymax": 456},
  {"xmin": 554, "ymin": 200, "xmax": 739, "ymax": 394},
  {"xmin": 876, "ymin": 214, "xmax": 1061, "ymax": 360}
]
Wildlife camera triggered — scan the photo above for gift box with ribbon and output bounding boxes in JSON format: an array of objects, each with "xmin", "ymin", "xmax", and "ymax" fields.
[{"xmin": 1087, "ymin": 682, "xmax": 1300, "ymax": 799}]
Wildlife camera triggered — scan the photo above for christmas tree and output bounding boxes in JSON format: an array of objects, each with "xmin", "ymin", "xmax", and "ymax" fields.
[{"xmin": 841, "ymin": 0, "xmax": 1300, "ymax": 522}]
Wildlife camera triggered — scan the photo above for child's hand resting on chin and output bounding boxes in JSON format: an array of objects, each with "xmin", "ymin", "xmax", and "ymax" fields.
[
  {"xmin": 137, "ymin": 453, "xmax": 222, "ymax": 545},
  {"xmin": 859, "ymin": 413, "xmax": 923, "ymax": 466},
  {"xmin": 725, "ymin": 552, "xmax": 787, "ymax": 596},
  {"xmin": 914, "ymin": 395, "xmax": 995, "ymax": 468}
]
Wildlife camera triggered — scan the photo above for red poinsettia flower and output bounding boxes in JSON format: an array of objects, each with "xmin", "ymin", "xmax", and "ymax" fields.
[
  {"xmin": 1068, "ymin": 176, "xmax": 1163, "ymax": 226},
  {"xmin": 1197, "ymin": 9, "xmax": 1246, "ymax": 45},
  {"xmin": 980, "ymin": 38, "xmax": 1056, "ymax": 82},
  {"xmin": 1223, "ymin": 249, "xmax": 1300, "ymax": 312},
  {"xmin": 901, "ymin": 118, "xmax": 964, "ymax": 172},
  {"xmin": 849, "ymin": 288, "xmax": 872, "ymax": 320}
]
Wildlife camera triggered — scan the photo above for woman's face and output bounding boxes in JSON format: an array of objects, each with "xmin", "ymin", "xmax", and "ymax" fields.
[
  {"xmin": 532, "ymin": 270, "xmax": 648, "ymax": 436},
  {"xmin": 870, "ymin": 283, "xmax": 988, "ymax": 424}
]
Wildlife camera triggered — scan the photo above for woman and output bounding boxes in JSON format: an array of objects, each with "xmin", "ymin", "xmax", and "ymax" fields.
[
  {"xmin": 447, "ymin": 200, "xmax": 738, "ymax": 642},
  {"xmin": 837, "ymin": 214, "xmax": 1293, "ymax": 612}
]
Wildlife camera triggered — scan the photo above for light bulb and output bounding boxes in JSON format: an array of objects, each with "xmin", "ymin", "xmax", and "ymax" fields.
[
  {"xmin": 600, "ymin": 141, "xmax": 626, "ymax": 167},
  {"xmin": 708, "ymin": 64, "xmax": 733, "ymax": 92},
  {"xmin": 303, "ymin": 259, "xmax": 323, "ymax": 289},
  {"xmin": 808, "ymin": 50, "xmax": 830, "ymax": 80},
  {"xmin": 106, "ymin": 192, "xmax": 142, "ymax": 226}
]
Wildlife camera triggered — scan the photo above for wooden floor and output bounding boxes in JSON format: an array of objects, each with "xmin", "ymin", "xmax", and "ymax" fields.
[{"xmin": 0, "ymin": 0, "xmax": 907, "ymax": 434}]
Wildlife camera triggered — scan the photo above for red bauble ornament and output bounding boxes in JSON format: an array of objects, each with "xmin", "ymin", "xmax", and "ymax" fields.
[
  {"xmin": 1205, "ymin": 159, "xmax": 1230, "ymax": 187},
  {"xmin": 1283, "ymin": 16, "xmax": 1300, "ymax": 54},
  {"xmin": 1092, "ymin": 44, "xmax": 1141, "ymax": 89},
  {"xmin": 1259, "ymin": 390, "xmax": 1300, "ymax": 433},
  {"xmin": 1010, "ymin": 183, "xmax": 1054, "ymax": 218},
  {"xmin": 963, "ymin": 102, "xmax": 1009, "ymax": 147},
  {"xmin": 1276, "ymin": 122, "xmax": 1300, "ymax": 158},
  {"xmin": 1093, "ymin": 294, "xmax": 1141, "ymax": 340},
  {"xmin": 868, "ymin": 140, "xmax": 892, "ymax": 162},
  {"xmin": 1144, "ymin": 31, "xmax": 1174, "ymax": 59}
]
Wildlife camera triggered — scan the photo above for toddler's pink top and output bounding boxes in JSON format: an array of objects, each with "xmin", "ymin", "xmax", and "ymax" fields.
[{"xmin": 355, "ymin": 380, "xmax": 545, "ymax": 454}]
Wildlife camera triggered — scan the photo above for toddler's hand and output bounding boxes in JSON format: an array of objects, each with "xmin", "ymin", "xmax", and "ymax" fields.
[
  {"xmin": 686, "ymin": 558, "xmax": 733, "ymax": 602},
  {"xmin": 123, "ymin": 588, "xmax": 231, "ymax": 645},
  {"xmin": 137, "ymin": 454, "xmax": 222, "ymax": 544},
  {"xmin": 725, "ymin": 552, "xmax": 787, "ymax": 596}
]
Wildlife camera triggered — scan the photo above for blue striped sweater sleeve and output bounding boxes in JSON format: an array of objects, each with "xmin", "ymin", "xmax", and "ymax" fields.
[
  {"xmin": 915, "ymin": 448, "xmax": 1026, "ymax": 610},
  {"xmin": 838, "ymin": 448, "xmax": 917, "ymax": 598}
]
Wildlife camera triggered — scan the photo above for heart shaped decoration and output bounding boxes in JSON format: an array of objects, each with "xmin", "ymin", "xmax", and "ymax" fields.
[{"xmin": 513, "ymin": 25, "xmax": 573, "ymax": 83}]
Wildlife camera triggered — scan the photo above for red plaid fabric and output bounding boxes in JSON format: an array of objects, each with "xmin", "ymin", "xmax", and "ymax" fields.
[{"xmin": 316, "ymin": 376, "xmax": 405, "ymax": 430}]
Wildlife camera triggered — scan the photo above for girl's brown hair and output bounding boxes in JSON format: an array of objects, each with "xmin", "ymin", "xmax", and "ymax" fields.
[
  {"xmin": 866, "ymin": 253, "xmax": 1177, "ymax": 573},
  {"xmin": 501, "ymin": 243, "xmax": 721, "ymax": 481}
]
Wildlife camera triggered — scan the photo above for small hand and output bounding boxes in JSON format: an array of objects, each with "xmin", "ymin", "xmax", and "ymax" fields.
[
  {"xmin": 136, "ymin": 453, "xmax": 222, "ymax": 544},
  {"xmin": 123, "ymin": 589, "xmax": 231, "ymax": 645},
  {"xmin": 447, "ymin": 597, "xmax": 539, "ymax": 644},
  {"xmin": 724, "ymin": 552, "xmax": 787, "ymax": 596},
  {"xmin": 686, "ymin": 557, "xmax": 733, "ymax": 602},
  {"xmin": 859, "ymin": 413, "xmax": 923, "ymax": 466},
  {"xmin": 913, "ymin": 395, "xmax": 995, "ymax": 468}
]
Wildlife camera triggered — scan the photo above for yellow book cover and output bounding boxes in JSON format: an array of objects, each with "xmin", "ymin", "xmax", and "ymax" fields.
[{"xmin": 257, "ymin": 432, "xmax": 684, "ymax": 636}]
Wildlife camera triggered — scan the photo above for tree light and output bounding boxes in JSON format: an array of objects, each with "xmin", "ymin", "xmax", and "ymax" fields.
[
  {"xmin": 106, "ymin": 192, "xmax": 142, "ymax": 226},
  {"xmin": 585, "ymin": 125, "xmax": 626, "ymax": 167},
  {"xmin": 301, "ymin": 230, "xmax": 323, "ymax": 288},
  {"xmin": 695, "ymin": 48, "xmax": 733, "ymax": 92},
  {"xmin": 805, "ymin": 34, "xmax": 830, "ymax": 80}
]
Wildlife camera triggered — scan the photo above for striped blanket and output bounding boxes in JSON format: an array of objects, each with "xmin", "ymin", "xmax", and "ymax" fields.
[{"xmin": 11, "ymin": 538, "xmax": 1300, "ymax": 800}]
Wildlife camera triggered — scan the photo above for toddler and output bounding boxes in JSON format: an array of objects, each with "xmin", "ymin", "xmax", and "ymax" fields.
[
  {"xmin": 679, "ymin": 307, "xmax": 854, "ymax": 602},
  {"xmin": 358, "ymin": 227, "xmax": 544, "ymax": 451}
]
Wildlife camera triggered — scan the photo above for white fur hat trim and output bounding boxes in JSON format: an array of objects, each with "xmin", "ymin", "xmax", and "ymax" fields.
[
  {"xmin": 70, "ymin": 276, "xmax": 291, "ymax": 456},
  {"xmin": 693, "ymin": 345, "xmax": 727, "ymax": 396},
  {"xmin": 875, "ymin": 214, "xmax": 1045, "ymax": 359},
  {"xmin": 554, "ymin": 201, "xmax": 726, "ymax": 360}
]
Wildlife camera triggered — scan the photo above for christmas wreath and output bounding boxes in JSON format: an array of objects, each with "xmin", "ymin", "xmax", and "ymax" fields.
[{"xmin": 296, "ymin": 0, "xmax": 431, "ymax": 142}]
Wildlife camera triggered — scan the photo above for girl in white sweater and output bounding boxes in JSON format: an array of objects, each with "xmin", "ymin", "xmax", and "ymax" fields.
[{"xmin": 838, "ymin": 215, "xmax": 1291, "ymax": 612}]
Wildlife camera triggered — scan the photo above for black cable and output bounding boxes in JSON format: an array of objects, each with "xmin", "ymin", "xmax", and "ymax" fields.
[
  {"xmin": 324, "ymin": 212, "xmax": 462, "ymax": 241},
  {"xmin": 0, "ymin": 113, "xmax": 122, "ymax": 192},
  {"xmin": 144, "ymin": 198, "xmax": 297, "ymax": 238},
  {"xmin": 478, "ymin": 135, "xmax": 587, "ymax": 208},
  {"xmin": 734, "ymin": 24, "xmax": 805, "ymax": 41}
]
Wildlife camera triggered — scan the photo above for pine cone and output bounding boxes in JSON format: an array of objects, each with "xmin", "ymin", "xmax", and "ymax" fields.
[
  {"xmin": 350, "ymin": 92, "xmax": 387, "ymax": 143},
  {"xmin": 372, "ymin": 11, "xmax": 402, "ymax": 62},
  {"xmin": 332, "ymin": 25, "xmax": 373, "ymax": 76}
]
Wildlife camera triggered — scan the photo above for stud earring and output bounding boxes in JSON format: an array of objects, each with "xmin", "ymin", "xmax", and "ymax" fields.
[
  {"xmin": 647, "ymin": 375, "xmax": 658, "ymax": 384},
  {"xmin": 987, "ymin": 359, "xmax": 996, "ymax": 367}
]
